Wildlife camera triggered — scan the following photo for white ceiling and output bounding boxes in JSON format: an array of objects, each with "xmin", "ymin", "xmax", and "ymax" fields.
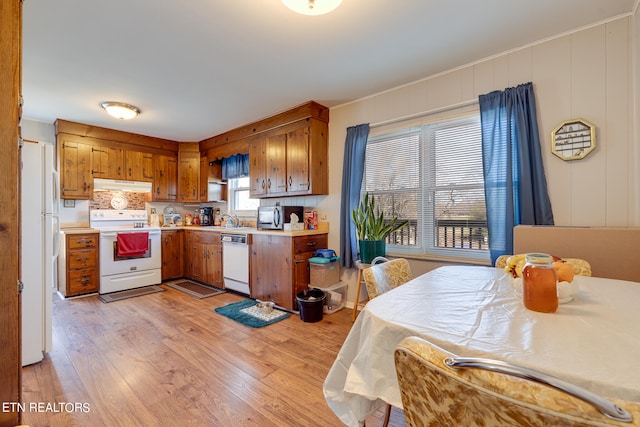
[{"xmin": 22, "ymin": 0, "xmax": 636, "ymax": 142}]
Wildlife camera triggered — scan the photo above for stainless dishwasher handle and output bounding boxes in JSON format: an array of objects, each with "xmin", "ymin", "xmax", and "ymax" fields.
[{"xmin": 444, "ymin": 357, "xmax": 632, "ymax": 423}]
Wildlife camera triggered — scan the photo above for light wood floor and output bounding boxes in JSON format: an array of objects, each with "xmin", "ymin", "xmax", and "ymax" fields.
[{"xmin": 22, "ymin": 285, "xmax": 406, "ymax": 426}]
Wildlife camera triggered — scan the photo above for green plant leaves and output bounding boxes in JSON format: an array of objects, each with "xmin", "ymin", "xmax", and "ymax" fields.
[{"xmin": 351, "ymin": 192, "xmax": 408, "ymax": 241}]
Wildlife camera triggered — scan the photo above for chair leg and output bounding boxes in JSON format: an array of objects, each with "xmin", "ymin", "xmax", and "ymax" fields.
[
  {"xmin": 352, "ymin": 268, "xmax": 364, "ymax": 322},
  {"xmin": 382, "ymin": 404, "xmax": 391, "ymax": 427}
]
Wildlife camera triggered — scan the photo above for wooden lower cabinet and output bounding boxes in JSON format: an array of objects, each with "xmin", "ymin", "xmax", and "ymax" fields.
[
  {"xmin": 161, "ymin": 229, "xmax": 184, "ymax": 280},
  {"xmin": 250, "ymin": 233, "xmax": 327, "ymax": 310},
  {"xmin": 184, "ymin": 230, "xmax": 223, "ymax": 287},
  {"xmin": 59, "ymin": 232, "xmax": 99, "ymax": 297}
]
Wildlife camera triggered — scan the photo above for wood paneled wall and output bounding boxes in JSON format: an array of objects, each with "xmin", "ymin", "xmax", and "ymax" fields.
[{"xmin": 0, "ymin": 1, "xmax": 22, "ymax": 426}]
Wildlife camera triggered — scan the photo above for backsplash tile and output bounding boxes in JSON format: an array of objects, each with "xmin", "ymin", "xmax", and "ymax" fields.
[{"xmin": 89, "ymin": 191, "xmax": 148, "ymax": 210}]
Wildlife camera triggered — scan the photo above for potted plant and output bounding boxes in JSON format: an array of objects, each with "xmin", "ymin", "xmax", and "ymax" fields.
[{"xmin": 352, "ymin": 192, "xmax": 408, "ymax": 264}]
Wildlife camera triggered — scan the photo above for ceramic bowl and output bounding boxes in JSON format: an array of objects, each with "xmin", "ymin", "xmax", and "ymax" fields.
[
  {"xmin": 557, "ymin": 278, "xmax": 579, "ymax": 303},
  {"xmin": 257, "ymin": 301, "xmax": 275, "ymax": 314}
]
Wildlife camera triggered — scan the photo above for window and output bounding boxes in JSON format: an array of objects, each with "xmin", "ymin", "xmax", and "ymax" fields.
[
  {"xmin": 363, "ymin": 112, "xmax": 489, "ymax": 261},
  {"xmin": 228, "ymin": 177, "xmax": 260, "ymax": 214}
]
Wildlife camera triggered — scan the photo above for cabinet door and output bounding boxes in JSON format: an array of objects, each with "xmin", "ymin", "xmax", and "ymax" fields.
[
  {"xmin": 162, "ymin": 230, "xmax": 183, "ymax": 280},
  {"xmin": 287, "ymin": 127, "xmax": 310, "ymax": 194},
  {"xmin": 153, "ymin": 154, "xmax": 177, "ymax": 201},
  {"xmin": 178, "ymin": 151, "xmax": 200, "ymax": 202},
  {"xmin": 190, "ymin": 243, "xmax": 206, "ymax": 282},
  {"xmin": 204, "ymin": 242, "xmax": 223, "ymax": 287},
  {"xmin": 250, "ymin": 234, "xmax": 293, "ymax": 309},
  {"xmin": 166, "ymin": 155, "xmax": 177, "ymax": 200},
  {"xmin": 200, "ymin": 154, "xmax": 208, "ymax": 201},
  {"xmin": 249, "ymin": 138, "xmax": 267, "ymax": 196},
  {"xmin": 92, "ymin": 144, "xmax": 123, "ymax": 179},
  {"xmin": 125, "ymin": 150, "xmax": 154, "ymax": 182},
  {"xmin": 266, "ymin": 133, "xmax": 287, "ymax": 195},
  {"xmin": 60, "ymin": 139, "xmax": 93, "ymax": 199},
  {"xmin": 142, "ymin": 153, "xmax": 154, "ymax": 182}
]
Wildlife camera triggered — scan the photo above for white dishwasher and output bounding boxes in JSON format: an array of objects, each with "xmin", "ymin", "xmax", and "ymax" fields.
[{"xmin": 221, "ymin": 233, "xmax": 250, "ymax": 295}]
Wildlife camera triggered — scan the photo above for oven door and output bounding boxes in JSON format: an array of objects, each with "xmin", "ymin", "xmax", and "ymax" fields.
[{"xmin": 99, "ymin": 229, "xmax": 162, "ymax": 276}]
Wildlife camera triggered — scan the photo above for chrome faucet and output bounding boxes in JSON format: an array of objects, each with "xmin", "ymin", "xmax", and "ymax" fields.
[{"xmin": 222, "ymin": 213, "xmax": 238, "ymax": 228}]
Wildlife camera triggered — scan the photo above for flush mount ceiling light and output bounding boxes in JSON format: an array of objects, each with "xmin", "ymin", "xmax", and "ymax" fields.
[
  {"xmin": 100, "ymin": 102, "xmax": 141, "ymax": 120},
  {"xmin": 281, "ymin": 0, "xmax": 343, "ymax": 16}
]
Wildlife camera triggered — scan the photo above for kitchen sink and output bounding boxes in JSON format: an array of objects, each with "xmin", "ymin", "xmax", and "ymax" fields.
[{"xmin": 198, "ymin": 225, "xmax": 255, "ymax": 230}]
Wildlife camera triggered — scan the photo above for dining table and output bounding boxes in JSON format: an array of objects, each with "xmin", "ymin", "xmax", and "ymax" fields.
[{"xmin": 323, "ymin": 265, "xmax": 640, "ymax": 427}]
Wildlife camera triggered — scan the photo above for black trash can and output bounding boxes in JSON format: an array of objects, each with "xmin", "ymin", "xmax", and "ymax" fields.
[{"xmin": 296, "ymin": 289, "xmax": 326, "ymax": 323}]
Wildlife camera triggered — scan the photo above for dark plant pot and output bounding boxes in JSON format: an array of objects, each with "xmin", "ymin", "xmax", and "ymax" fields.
[{"xmin": 359, "ymin": 240, "xmax": 386, "ymax": 264}]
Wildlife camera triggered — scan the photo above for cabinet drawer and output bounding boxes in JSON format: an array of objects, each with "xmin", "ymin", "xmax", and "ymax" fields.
[
  {"xmin": 68, "ymin": 268, "xmax": 98, "ymax": 294},
  {"xmin": 293, "ymin": 234, "xmax": 327, "ymax": 254},
  {"xmin": 68, "ymin": 234, "xmax": 97, "ymax": 249},
  {"xmin": 68, "ymin": 249, "xmax": 97, "ymax": 269},
  {"xmin": 194, "ymin": 231, "xmax": 220, "ymax": 245}
]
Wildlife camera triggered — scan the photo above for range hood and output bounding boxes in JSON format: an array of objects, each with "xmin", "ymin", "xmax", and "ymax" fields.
[{"xmin": 93, "ymin": 178, "xmax": 153, "ymax": 193}]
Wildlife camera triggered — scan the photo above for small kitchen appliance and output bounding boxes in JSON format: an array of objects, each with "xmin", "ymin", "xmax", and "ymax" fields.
[
  {"xmin": 257, "ymin": 205, "xmax": 304, "ymax": 230},
  {"xmin": 163, "ymin": 213, "xmax": 182, "ymax": 226},
  {"xmin": 199, "ymin": 207, "xmax": 214, "ymax": 226}
]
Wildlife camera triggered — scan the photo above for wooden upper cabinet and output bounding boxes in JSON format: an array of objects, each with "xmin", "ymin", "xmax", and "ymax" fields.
[
  {"xmin": 178, "ymin": 151, "xmax": 200, "ymax": 202},
  {"xmin": 199, "ymin": 154, "xmax": 208, "ymax": 201},
  {"xmin": 248, "ymin": 133, "xmax": 291, "ymax": 197},
  {"xmin": 204, "ymin": 101, "xmax": 328, "ymax": 200},
  {"xmin": 286, "ymin": 127, "xmax": 310, "ymax": 194},
  {"xmin": 248, "ymin": 120, "xmax": 327, "ymax": 199},
  {"xmin": 91, "ymin": 143, "xmax": 123, "ymax": 179},
  {"xmin": 125, "ymin": 150, "xmax": 154, "ymax": 182},
  {"xmin": 249, "ymin": 138, "xmax": 267, "ymax": 196},
  {"xmin": 266, "ymin": 133, "xmax": 287, "ymax": 196},
  {"xmin": 300, "ymin": 118, "xmax": 328, "ymax": 196},
  {"xmin": 59, "ymin": 136, "xmax": 93, "ymax": 199},
  {"xmin": 153, "ymin": 154, "xmax": 177, "ymax": 201},
  {"xmin": 202, "ymin": 159, "xmax": 227, "ymax": 202}
]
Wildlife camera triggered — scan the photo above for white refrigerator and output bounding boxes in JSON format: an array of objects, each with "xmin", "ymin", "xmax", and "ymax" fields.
[{"xmin": 21, "ymin": 141, "xmax": 59, "ymax": 366}]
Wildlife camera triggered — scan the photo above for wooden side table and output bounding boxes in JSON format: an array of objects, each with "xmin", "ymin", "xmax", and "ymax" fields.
[{"xmin": 352, "ymin": 261, "xmax": 370, "ymax": 322}]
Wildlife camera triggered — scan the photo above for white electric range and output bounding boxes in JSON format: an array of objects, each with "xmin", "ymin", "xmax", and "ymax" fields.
[{"xmin": 90, "ymin": 209, "xmax": 162, "ymax": 294}]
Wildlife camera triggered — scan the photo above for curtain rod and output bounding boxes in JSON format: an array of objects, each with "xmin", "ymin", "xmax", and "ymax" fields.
[{"xmin": 371, "ymin": 99, "xmax": 478, "ymax": 128}]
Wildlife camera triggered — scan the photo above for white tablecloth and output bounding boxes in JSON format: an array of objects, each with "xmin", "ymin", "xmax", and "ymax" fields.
[{"xmin": 323, "ymin": 266, "xmax": 640, "ymax": 427}]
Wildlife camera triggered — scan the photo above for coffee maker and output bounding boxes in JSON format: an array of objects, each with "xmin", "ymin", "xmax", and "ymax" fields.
[{"xmin": 199, "ymin": 207, "xmax": 213, "ymax": 226}]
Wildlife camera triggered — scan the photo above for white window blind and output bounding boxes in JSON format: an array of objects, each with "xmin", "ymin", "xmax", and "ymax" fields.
[{"xmin": 364, "ymin": 111, "xmax": 489, "ymax": 261}]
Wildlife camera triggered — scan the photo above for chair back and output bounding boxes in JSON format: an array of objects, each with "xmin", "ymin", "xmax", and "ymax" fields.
[
  {"xmin": 496, "ymin": 254, "xmax": 592, "ymax": 277},
  {"xmin": 394, "ymin": 336, "xmax": 640, "ymax": 427},
  {"xmin": 362, "ymin": 258, "xmax": 411, "ymax": 299}
]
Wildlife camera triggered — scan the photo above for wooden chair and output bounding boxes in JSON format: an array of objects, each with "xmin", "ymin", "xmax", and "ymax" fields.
[
  {"xmin": 362, "ymin": 257, "xmax": 412, "ymax": 300},
  {"xmin": 361, "ymin": 257, "xmax": 411, "ymax": 426},
  {"xmin": 351, "ymin": 257, "xmax": 389, "ymax": 322},
  {"xmin": 394, "ymin": 336, "xmax": 640, "ymax": 427}
]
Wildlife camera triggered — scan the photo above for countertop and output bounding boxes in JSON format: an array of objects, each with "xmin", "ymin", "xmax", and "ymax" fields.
[
  {"xmin": 168, "ymin": 225, "xmax": 328, "ymax": 237},
  {"xmin": 60, "ymin": 226, "xmax": 99, "ymax": 235},
  {"xmin": 60, "ymin": 224, "xmax": 329, "ymax": 237}
]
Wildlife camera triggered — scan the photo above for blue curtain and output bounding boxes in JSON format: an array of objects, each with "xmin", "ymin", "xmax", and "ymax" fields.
[
  {"xmin": 479, "ymin": 82, "xmax": 554, "ymax": 265},
  {"xmin": 339, "ymin": 124, "xmax": 370, "ymax": 269},
  {"xmin": 222, "ymin": 153, "xmax": 249, "ymax": 179}
]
